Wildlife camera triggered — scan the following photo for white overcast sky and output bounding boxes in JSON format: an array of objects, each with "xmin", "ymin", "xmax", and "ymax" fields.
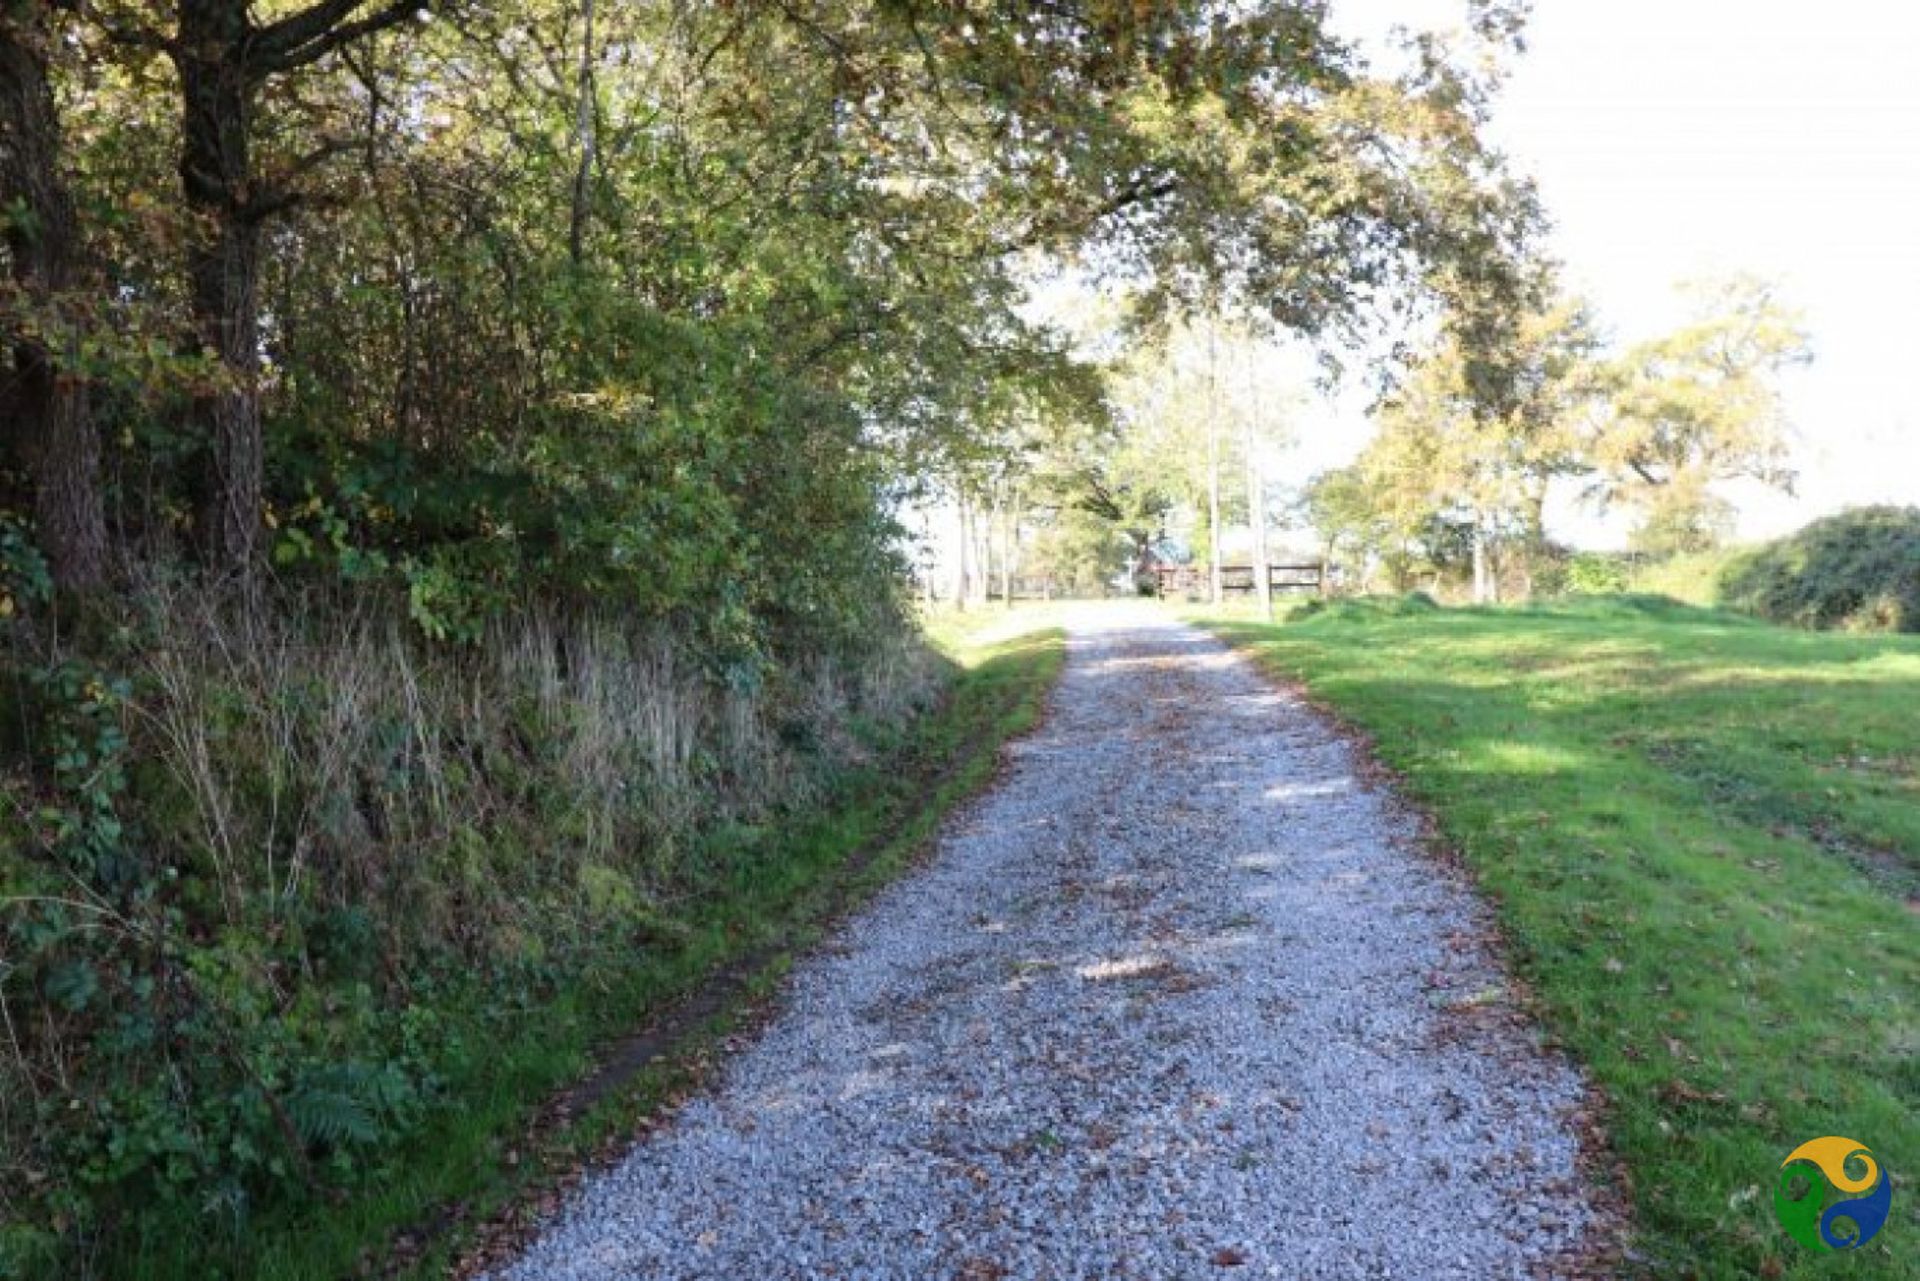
[{"xmin": 1299, "ymin": 0, "xmax": 1920, "ymax": 544}]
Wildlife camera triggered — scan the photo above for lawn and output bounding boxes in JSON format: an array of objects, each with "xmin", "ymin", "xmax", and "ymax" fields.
[{"xmin": 1202, "ymin": 596, "xmax": 1919, "ymax": 1279}]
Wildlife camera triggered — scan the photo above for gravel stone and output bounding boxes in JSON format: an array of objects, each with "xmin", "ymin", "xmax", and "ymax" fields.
[{"xmin": 491, "ymin": 609, "xmax": 1601, "ymax": 1280}]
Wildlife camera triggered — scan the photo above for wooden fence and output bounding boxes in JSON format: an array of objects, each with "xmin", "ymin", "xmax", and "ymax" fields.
[{"xmin": 1153, "ymin": 562, "xmax": 1324, "ymax": 600}]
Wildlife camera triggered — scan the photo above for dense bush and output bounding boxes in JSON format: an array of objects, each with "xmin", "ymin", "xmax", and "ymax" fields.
[
  {"xmin": 1718, "ymin": 506, "xmax": 1920, "ymax": 632},
  {"xmin": 1563, "ymin": 551, "xmax": 1633, "ymax": 595}
]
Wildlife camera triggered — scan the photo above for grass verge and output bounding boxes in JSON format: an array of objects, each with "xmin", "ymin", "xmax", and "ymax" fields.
[
  {"xmin": 1199, "ymin": 596, "xmax": 1918, "ymax": 1279},
  {"xmin": 120, "ymin": 624, "xmax": 1066, "ymax": 1281}
]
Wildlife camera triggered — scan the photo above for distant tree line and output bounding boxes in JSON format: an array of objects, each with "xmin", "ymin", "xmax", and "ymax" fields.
[{"xmin": 1304, "ymin": 275, "xmax": 1811, "ymax": 599}]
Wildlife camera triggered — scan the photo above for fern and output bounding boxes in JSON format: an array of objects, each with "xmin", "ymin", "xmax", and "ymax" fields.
[{"xmin": 285, "ymin": 1067, "xmax": 381, "ymax": 1150}]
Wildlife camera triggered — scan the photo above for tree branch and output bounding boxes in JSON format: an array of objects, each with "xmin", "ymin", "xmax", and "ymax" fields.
[
  {"xmin": 249, "ymin": 0, "xmax": 429, "ymax": 77},
  {"xmin": 1000, "ymin": 174, "xmax": 1179, "ymax": 258}
]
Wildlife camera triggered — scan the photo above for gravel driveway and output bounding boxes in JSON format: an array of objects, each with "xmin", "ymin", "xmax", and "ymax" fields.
[{"xmin": 492, "ymin": 609, "xmax": 1602, "ymax": 1280}]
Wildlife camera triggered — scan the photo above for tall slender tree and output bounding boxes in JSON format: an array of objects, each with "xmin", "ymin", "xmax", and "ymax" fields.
[
  {"xmin": 1244, "ymin": 348, "xmax": 1272, "ymax": 619},
  {"xmin": 566, "ymin": 0, "xmax": 595, "ymax": 264},
  {"xmin": 1205, "ymin": 322, "xmax": 1223, "ymax": 604}
]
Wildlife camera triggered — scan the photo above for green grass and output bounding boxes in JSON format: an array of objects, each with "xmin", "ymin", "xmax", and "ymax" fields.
[
  {"xmin": 118, "ymin": 624, "xmax": 1066, "ymax": 1281},
  {"xmin": 1200, "ymin": 596, "xmax": 1919, "ymax": 1279}
]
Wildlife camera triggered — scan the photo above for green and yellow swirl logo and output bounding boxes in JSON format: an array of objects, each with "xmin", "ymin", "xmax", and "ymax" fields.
[{"xmin": 1774, "ymin": 1136, "xmax": 1893, "ymax": 1252}]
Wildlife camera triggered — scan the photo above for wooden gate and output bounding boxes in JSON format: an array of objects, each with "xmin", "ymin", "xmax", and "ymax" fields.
[{"xmin": 1154, "ymin": 563, "xmax": 1324, "ymax": 600}]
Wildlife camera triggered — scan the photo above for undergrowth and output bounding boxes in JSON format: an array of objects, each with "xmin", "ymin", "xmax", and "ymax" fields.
[{"xmin": 0, "ymin": 575, "xmax": 987, "ymax": 1278}]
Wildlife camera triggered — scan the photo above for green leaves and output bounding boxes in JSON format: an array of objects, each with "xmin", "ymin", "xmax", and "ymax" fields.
[
  {"xmin": 1593, "ymin": 275, "xmax": 1811, "ymax": 546},
  {"xmin": 284, "ymin": 1062, "xmax": 421, "ymax": 1152},
  {"xmin": 43, "ymin": 959, "xmax": 100, "ymax": 1013},
  {"xmin": 0, "ymin": 516, "xmax": 53, "ymax": 622}
]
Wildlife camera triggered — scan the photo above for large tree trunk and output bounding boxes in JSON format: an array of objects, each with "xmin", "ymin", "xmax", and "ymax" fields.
[
  {"xmin": 0, "ymin": 9, "xmax": 109, "ymax": 589},
  {"xmin": 13, "ymin": 356, "xmax": 105, "ymax": 586},
  {"xmin": 176, "ymin": 1, "xmax": 265, "ymax": 574},
  {"xmin": 187, "ymin": 214, "xmax": 265, "ymax": 573}
]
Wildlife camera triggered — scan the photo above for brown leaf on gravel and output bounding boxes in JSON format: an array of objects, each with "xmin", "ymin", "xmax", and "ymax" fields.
[{"xmin": 1210, "ymin": 1247, "xmax": 1248, "ymax": 1266}]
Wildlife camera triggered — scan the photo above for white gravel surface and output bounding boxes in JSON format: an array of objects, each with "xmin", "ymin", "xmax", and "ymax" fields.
[{"xmin": 492, "ymin": 609, "xmax": 1601, "ymax": 1280}]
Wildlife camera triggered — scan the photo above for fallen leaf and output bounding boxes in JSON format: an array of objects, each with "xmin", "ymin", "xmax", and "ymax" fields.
[{"xmin": 1659, "ymin": 1078, "xmax": 1728, "ymax": 1107}]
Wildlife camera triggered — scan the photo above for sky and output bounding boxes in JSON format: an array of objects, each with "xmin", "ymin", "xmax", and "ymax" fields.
[{"xmin": 1305, "ymin": 0, "xmax": 1920, "ymax": 545}]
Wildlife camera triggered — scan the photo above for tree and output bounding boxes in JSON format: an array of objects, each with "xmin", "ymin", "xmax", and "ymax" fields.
[
  {"xmin": 1104, "ymin": 317, "xmax": 1244, "ymax": 592},
  {"xmin": 1358, "ymin": 351, "xmax": 1511, "ymax": 600},
  {"xmin": 1593, "ymin": 276, "xmax": 1811, "ymax": 551},
  {"xmin": 1023, "ymin": 503, "xmax": 1130, "ymax": 595},
  {"xmin": 1034, "ymin": 311, "xmax": 1302, "ymax": 599},
  {"xmin": 1, "ymin": 0, "xmax": 109, "ymax": 588},
  {"xmin": 1027, "ymin": 412, "xmax": 1173, "ymax": 591},
  {"xmin": 1352, "ymin": 291, "xmax": 1601, "ymax": 600},
  {"xmin": 565, "ymin": 0, "xmax": 595, "ymax": 265},
  {"xmin": 1299, "ymin": 466, "xmax": 1383, "ymax": 579},
  {"xmin": 1237, "ymin": 336, "xmax": 1289, "ymax": 616},
  {"xmin": 159, "ymin": 0, "xmax": 437, "ymax": 575}
]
